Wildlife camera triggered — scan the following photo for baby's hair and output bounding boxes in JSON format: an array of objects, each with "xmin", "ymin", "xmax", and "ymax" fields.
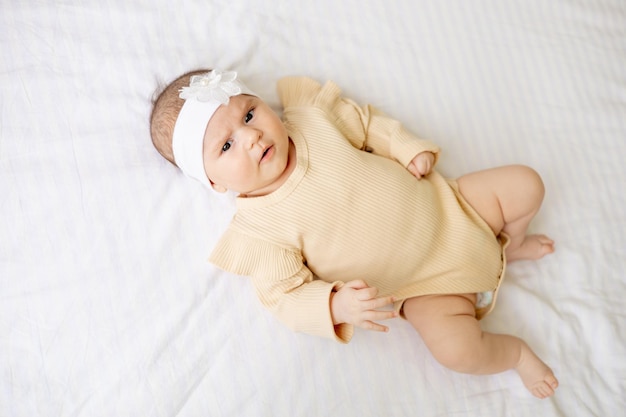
[{"xmin": 150, "ymin": 68, "xmax": 211, "ymax": 165}]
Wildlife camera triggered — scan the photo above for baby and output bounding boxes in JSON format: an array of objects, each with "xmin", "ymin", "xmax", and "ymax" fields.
[{"xmin": 150, "ymin": 69, "xmax": 559, "ymax": 398}]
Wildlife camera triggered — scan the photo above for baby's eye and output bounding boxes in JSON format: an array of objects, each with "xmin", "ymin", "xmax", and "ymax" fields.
[
  {"xmin": 222, "ymin": 140, "xmax": 233, "ymax": 152},
  {"xmin": 244, "ymin": 109, "xmax": 254, "ymax": 124}
]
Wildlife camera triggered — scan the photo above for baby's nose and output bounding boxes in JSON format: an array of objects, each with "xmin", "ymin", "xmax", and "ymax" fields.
[{"xmin": 242, "ymin": 127, "xmax": 261, "ymax": 148}]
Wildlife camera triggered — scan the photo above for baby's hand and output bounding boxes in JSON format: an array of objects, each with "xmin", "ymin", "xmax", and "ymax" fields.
[
  {"xmin": 407, "ymin": 151, "xmax": 435, "ymax": 179},
  {"xmin": 330, "ymin": 280, "xmax": 397, "ymax": 332}
]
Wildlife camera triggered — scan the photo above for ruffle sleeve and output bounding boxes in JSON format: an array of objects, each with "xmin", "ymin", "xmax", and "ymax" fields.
[{"xmin": 209, "ymin": 226, "xmax": 354, "ymax": 343}]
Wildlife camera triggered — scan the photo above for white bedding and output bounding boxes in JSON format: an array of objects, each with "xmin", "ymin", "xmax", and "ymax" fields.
[{"xmin": 2, "ymin": 1, "xmax": 625, "ymax": 416}]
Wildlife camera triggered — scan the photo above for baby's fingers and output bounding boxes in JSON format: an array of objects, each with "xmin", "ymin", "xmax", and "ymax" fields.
[
  {"xmin": 368, "ymin": 308, "xmax": 398, "ymax": 322},
  {"xmin": 360, "ymin": 305, "xmax": 398, "ymax": 332},
  {"xmin": 407, "ymin": 162, "xmax": 422, "ymax": 179},
  {"xmin": 356, "ymin": 286, "xmax": 379, "ymax": 301},
  {"xmin": 364, "ymin": 295, "xmax": 395, "ymax": 310},
  {"xmin": 362, "ymin": 320, "xmax": 391, "ymax": 333},
  {"xmin": 360, "ymin": 312, "xmax": 396, "ymax": 333}
]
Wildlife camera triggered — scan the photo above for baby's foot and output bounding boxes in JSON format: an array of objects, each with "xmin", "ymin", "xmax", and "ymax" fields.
[
  {"xmin": 516, "ymin": 343, "xmax": 559, "ymax": 399},
  {"xmin": 507, "ymin": 234, "xmax": 555, "ymax": 262}
]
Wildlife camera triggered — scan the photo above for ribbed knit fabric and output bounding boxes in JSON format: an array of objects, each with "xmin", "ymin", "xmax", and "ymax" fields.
[{"xmin": 209, "ymin": 77, "xmax": 504, "ymax": 343}]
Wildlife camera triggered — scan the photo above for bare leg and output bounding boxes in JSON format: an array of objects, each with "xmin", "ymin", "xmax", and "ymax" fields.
[
  {"xmin": 403, "ymin": 294, "xmax": 559, "ymax": 398},
  {"xmin": 456, "ymin": 165, "xmax": 554, "ymax": 262}
]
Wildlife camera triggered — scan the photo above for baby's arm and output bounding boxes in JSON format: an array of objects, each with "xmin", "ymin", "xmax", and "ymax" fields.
[
  {"xmin": 362, "ymin": 106, "xmax": 440, "ymax": 170},
  {"xmin": 334, "ymin": 96, "xmax": 440, "ymax": 171},
  {"xmin": 330, "ymin": 280, "xmax": 397, "ymax": 332},
  {"xmin": 277, "ymin": 77, "xmax": 439, "ymax": 170},
  {"xmin": 211, "ymin": 225, "xmax": 378, "ymax": 343}
]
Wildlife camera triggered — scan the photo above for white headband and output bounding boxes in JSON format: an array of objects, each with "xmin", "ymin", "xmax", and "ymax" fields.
[{"xmin": 172, "ymin": 69, "xmax": 256, "ymax": 188}]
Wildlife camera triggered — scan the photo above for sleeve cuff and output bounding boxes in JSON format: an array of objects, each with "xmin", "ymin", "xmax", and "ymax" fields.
[
  {"xmin": 275, "ymin": 279, "xmax": 354, "ymax": 343},
  {"xmin": 392, "ymin": 125, "xmax": 440, "ymax": 168}
]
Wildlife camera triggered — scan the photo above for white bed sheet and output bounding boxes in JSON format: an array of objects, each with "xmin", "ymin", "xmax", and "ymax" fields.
[{"xmin": 1, "ymin": 0, "xmax": 625, "ymax": 416}]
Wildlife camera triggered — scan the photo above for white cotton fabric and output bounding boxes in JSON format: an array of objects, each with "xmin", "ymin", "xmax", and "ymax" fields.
[
  {"xmin": 1, "ymin": 1, "xmax": 625, "ymax": 416},
  {"xmin": 172, "ymin": 97, "xmax": 221, "ymax": 188}
]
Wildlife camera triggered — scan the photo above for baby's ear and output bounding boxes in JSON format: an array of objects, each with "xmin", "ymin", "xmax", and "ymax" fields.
[{"xmin": 210, "ymin": 182, "xmax": 228, "ymax": 193}]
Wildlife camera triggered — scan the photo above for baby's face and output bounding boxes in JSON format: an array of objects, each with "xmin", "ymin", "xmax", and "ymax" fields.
[{"xmin": 202, "ymin": 94, "xmax": 291, "ymax": 196}]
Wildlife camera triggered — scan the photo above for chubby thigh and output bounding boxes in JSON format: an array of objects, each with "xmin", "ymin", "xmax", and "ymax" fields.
[{"xmin": 403, "ymin": 293, "xmax": 487, "ymax": 372}]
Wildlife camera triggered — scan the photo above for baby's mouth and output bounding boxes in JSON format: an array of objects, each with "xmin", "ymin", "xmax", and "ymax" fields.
[{"xmin": 261, "ymin": 146, "xmax": 272, "ymax": 162}]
